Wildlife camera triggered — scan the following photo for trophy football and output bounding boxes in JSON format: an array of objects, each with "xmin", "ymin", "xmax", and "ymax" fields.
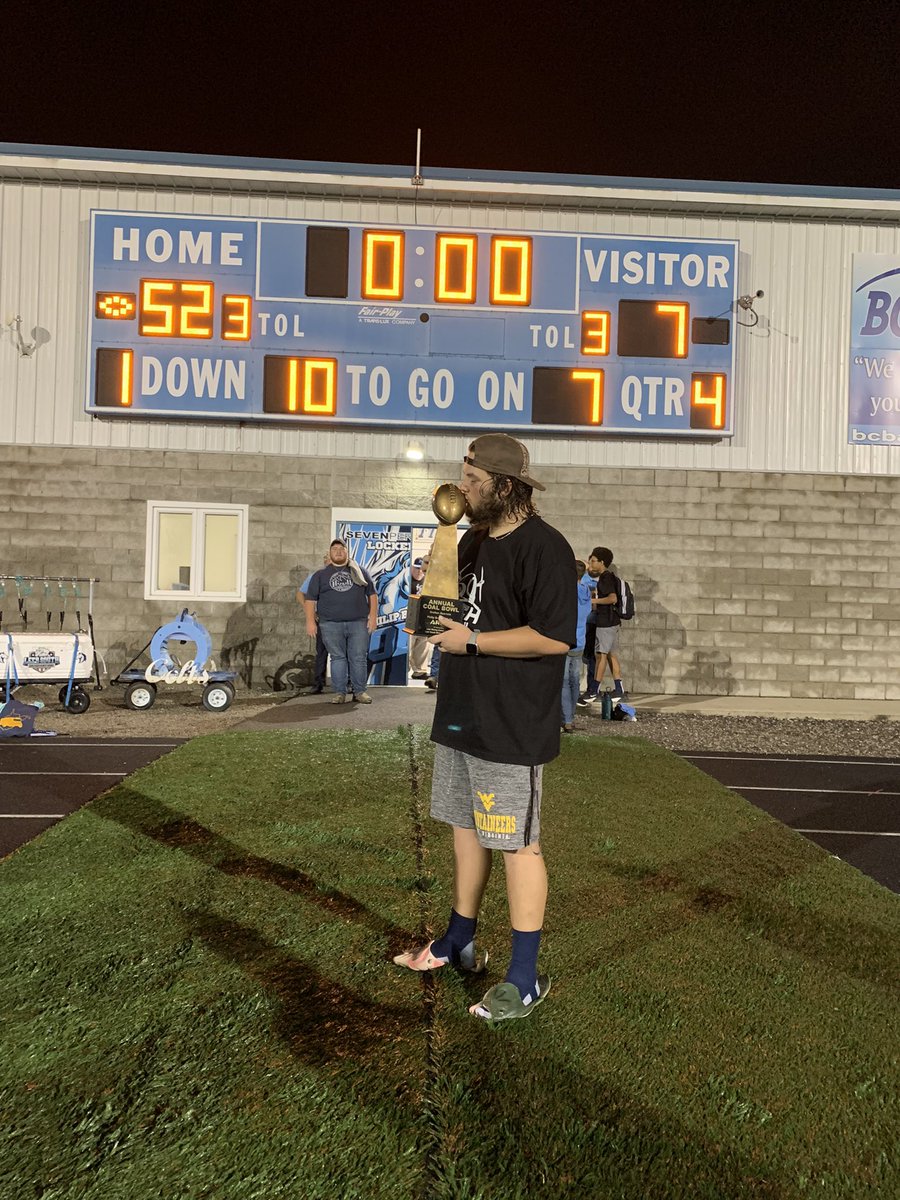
[{"xmin": 404, "ymin": 483, "xmax": 470, "ymax": 636}]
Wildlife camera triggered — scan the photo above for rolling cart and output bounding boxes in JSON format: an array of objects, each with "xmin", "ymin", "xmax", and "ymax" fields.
[
  {"xmin": 0, "ymin": 575, "xmax": 101, "ymax": 713},
  {"xmin": 112, "ymin": 609, "xmax": 237, "ymax": 712}
]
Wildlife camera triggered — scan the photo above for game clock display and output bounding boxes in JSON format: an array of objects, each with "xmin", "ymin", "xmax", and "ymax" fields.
[{"xmin": 87, "ymin": 211, "xmax": 738, "ymax": 437}]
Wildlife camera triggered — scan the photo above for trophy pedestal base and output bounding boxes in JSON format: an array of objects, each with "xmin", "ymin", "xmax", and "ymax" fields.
[{"xmin": 404, "ymin": 595, "xmax": 470, "ymax": 637}]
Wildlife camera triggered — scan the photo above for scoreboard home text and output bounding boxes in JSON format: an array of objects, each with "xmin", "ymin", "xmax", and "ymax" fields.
[{"xmin": 86, "ymin": 212, "xmax": 739, "ymax": 437}]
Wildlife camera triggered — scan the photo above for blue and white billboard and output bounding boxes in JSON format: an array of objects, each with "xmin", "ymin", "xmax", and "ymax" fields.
[
  {"xmin": 849, "ymin": 254, "xmax": 900, "ymax": 446},
  {"xmin": 87, "ymin": 211, "xmax": 738, "ymax": 438}
]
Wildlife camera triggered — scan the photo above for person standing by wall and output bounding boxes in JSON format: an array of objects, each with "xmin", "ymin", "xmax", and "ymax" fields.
[
  {"xmin": 583, "ymin": 546, "xmax": 626, "ymax": 701},
  {"xmin": 424, "ymin": 643, "xmax": 441, "ymax": 690},
  {"xmin": 560, "ymin": 558, "xmax": 592, "ymax": 732},
  {"xmin": 578, "ymin": 553, "xmax": 602, "ymax": 705},
  {"xmin": 407, "ymin": 555, "xmax": 432, "ymax": 681},
  {"xmin": 303, "ymin": 539, "xmax": 377, "ymax": 704},
  {"xmin": 393, "ymin": 433, "xmax": 575, "ymax": 1023}
]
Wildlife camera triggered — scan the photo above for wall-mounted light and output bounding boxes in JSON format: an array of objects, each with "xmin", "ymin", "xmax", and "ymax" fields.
[
  {"xmin": 735, "ymin": 290, "xmax": 764, "ymax": 328},
  {"xmin": 404, "ymin": 439, "xmax": 425, "ymax": 461},
  {"xmin": 737, "ymin": 289, "xmax": 764, "ymax": 311},
  {"xmin": 4, "ymin": 314, "xmax": 50, "ymax": 357}
]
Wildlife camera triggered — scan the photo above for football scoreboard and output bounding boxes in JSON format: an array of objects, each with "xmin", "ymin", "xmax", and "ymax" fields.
[{"xmin": 87, "ymin": 211, "xmax": 739, "ymax": 437}]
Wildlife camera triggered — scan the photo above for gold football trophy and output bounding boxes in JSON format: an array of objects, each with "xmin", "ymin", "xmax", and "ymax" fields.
[{"xmin": 404, "ymin": 483, "xmax": 470, "ymax": 636}]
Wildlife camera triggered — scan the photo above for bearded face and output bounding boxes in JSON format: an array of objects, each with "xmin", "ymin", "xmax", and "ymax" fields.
[{"xmin": 460, "ymin": 464, "xmax": 512, "ymax": 526}]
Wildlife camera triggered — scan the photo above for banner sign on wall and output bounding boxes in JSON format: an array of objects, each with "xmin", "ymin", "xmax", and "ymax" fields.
[
  {"xmin": 849, "ymin": 254, "xmax": 900, "ymax": 446},
  {"xmin": 336, "ymin": 520, "xmax": 412, "ymax": 685}
]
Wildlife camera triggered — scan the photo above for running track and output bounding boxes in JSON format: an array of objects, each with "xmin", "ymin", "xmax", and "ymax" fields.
[
  {"xmin": 1, "ymin": 739, "xmax": 897, "ymax": 893},
  {"xmin": 0, "ymin": 738, "xmax": 182, "ymax": 858},
  {"xmin": 681, "ymin": 751, "xmax": 899, "ymax": 893}
]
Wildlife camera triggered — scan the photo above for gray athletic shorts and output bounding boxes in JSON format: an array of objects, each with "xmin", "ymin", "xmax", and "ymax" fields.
[
  {"xmin": 430, "ymin": 744, "xmax": 543, "ymax": 850},
  {"xmin": 594, "ymin": 625, "xmax": 620, "ymax": 655}
]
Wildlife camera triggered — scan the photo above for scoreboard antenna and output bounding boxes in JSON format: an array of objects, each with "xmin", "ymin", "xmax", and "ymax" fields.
[{"xmin": 412, "ymin": 128, "xmax": 424, "ymax": 188}]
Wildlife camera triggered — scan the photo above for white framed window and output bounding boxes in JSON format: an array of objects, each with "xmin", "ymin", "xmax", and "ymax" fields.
[{"xmin": 145, "ymin": 502, "xmax": 248, "ymax": 602}]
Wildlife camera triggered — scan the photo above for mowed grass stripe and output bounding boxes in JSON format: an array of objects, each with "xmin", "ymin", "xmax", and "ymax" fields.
[
  {"xmin": 418, "ymin": 737, "xmax": 899, "ymax": 1200},
  {"xmin": 0, "ymin": 730, "xmax": 431, "ymax": 1200},
  {"xmin": 1, "ymin": 730, "xmax": 898, "ymax": 1200}
]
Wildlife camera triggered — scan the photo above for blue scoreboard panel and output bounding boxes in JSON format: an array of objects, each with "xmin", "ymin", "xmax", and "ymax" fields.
[{"xmin": 87, "ymin": 211, "xmax": 738, "ymax": 437}]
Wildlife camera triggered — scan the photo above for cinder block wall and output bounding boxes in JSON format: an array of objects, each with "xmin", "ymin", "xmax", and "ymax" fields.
[{"xmin": 3, "ymin": 445, "xmax": 899, "ymax": 700}]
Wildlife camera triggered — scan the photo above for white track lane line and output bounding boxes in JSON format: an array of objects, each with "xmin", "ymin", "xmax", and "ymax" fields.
[
  {"xmin": 0, "ymin": 743, "xmax": 180, "ymax": 748},
  {"xmin": 796, "ymin": 828, "xmax": 900, "ymax": 837},
  {"xmin": 0, "ymin": 814, "xmax": 66, "ymax": 819},
  {"xmin": 686, "ymin": 755, "xmax": 900, "ymax": 766},
  {"xmin": 730, "ymin": 786, "xmax": 900, "ymax": 795}
]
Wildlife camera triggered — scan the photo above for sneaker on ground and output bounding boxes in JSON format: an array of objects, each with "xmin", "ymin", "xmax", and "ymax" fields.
[
  {"xmin": 411, "ymin": 671, "xmax": 428, "ymax": 680},
  {"xmin": 424, "ymin": 677, "xmax": 438, "ymax": 690},
  {"xmin": 612, "ymin": 685, "xmax": 626, "ymax": 698},
  {"xmin": 562, "ymin": 723, "xmax": 575, "ymax": 733},
  {"xmin": 331, "ymin": 693, "xmax": 348, "ymax": 704},
  {"xmin": 354, "ymin": 691, "xmax": 373, "ymax": 703},
  {"xmin": 576, "ymin": 693, "xmax": 598, "ymax": 707}
]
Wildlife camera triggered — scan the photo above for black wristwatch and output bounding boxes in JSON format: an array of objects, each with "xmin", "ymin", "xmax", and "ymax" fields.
[{"xmin": 466, "ymin": 629, "xmax": 481, "ymax": 656}]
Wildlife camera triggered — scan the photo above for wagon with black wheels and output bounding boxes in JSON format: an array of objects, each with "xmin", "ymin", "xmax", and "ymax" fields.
[{"xmin": 112, "ymin": 609, "xmax": 238, "ymax": 713}]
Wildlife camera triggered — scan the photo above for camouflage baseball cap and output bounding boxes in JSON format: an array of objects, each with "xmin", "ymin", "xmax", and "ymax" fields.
[{"xmin": 463, "ymin": 433, "xmax": 545, "ymax": 491}]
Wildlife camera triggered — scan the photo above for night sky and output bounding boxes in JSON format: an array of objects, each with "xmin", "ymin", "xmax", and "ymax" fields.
[{"xmin": 4, "ymin": 0, "xmax": 898, "ymax": 190}]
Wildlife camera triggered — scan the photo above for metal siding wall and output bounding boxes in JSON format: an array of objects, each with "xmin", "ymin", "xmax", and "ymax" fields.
[{"xmin": 1, "ymin": 176, "xmax": 899, "ymax": 474}]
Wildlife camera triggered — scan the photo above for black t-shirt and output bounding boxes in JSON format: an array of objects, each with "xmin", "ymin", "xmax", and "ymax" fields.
[
  {"xmin": 431, "ymin": 517, "xmax": 577, "ymax": 767},
  {"xmin": 593, "ymin": 569, "xmax": 620, "ymax": 629}
]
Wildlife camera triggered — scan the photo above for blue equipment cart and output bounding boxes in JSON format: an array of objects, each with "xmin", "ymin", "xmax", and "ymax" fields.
[{"xmin": 112, "ymin": 610, "xmax": 237, "ymax": 711}]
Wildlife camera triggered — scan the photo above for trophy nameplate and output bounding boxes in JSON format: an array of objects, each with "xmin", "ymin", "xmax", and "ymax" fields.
[{"xmin": 405, "ymin": 483, "xmax": 470, "ymax": 636}]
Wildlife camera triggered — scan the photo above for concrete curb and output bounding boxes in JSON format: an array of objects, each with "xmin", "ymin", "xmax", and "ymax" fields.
[{"xmin": 232, "ymin": 686, "xmax": 900, "ymax": 731}]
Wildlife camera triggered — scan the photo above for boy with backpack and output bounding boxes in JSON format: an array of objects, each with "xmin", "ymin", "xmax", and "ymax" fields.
[{"xmin": 578, "ymin": 546, "xmax": 628, "ymax": 703}]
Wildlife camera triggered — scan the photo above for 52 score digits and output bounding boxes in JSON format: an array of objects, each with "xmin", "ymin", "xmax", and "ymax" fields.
[{"xmin": 96, "ymin": 283, "xmax": 252, "ymax": 340}]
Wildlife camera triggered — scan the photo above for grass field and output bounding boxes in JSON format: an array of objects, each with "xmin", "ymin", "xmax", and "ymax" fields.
[{"xmin": 1, "ymin": 728, "xmax": 897, "ymax": 1200}]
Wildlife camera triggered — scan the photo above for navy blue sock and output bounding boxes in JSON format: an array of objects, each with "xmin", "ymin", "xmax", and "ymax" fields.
[
  {"xmin": 504, "ymin": 928, "xmax": 542, "ymax": 1002},
  {"xmin": 431, "ymin": 909, "xmax": 477, "ymax": 964}
]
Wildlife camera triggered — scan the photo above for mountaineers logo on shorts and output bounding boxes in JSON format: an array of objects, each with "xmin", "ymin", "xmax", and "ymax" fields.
[{"xmin": 474, "ymin": 789, "xmax": 516, "ymax": 838}]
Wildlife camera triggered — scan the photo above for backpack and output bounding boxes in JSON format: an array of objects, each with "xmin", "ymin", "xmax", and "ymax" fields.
[{"xmin": 613, "ymin": 574, "xmax": 635, "ymax": 621}]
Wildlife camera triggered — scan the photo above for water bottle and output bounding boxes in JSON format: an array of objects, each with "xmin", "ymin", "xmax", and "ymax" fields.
[{"xmin": 600, "ymin": 691, "xmax": 613, "ymax": 720}]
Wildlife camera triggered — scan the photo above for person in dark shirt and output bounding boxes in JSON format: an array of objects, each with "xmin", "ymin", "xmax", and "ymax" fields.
[
  {"xmin": 303, "ymin": 539, "xmax": 377, "ymax": 704},
  {"xmin": 578, "ymin": 553, "xmax": 604, "ymax": 703},
  {"xmin": 584, "ymin": 546, "xmax": 625, "ymax": 700},
  {"xmin": 393, "ymin": 433, "xmax": 576, "ymax": 1023}
]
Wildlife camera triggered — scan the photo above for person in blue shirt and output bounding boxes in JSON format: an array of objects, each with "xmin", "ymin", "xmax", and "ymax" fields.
[
  {"xmin": 303, "ymin": 540, "xmax": 377, "ymax": 704},
  {"xmin": 560, "ymin": 558, "xmax": 593, "ymax": 731},
  {"xmin": 424, "ymin": 643, "xmax": 441, "ymax": 690}
]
